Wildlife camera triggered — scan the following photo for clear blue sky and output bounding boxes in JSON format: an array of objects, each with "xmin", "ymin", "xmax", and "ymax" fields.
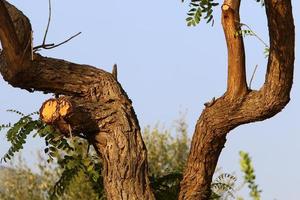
[{"xmin": 0, "ymin": 0, "xmax": 299, "ymax": 199}]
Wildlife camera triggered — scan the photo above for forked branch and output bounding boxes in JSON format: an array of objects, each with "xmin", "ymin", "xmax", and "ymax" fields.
[
  {"xmin": 33, "ymin": 0, "xmax": 81, "ymax": 51},
  {"xmin": 179, "ymin": 0, "xmax": 294, "ymax": 199}
]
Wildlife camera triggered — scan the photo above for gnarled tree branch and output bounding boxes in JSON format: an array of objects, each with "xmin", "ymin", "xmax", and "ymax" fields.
[
  {"xmin": 178, "ymin": 0, "xmax": 294, "ymax": 199},
  {"xmin": 0, "ymin": 1, "xmax": 155, "ymax": 199}
]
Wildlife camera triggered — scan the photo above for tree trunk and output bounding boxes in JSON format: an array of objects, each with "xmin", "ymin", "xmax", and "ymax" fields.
[
  {"xmin": 0, "ymin": 1, "xmax": 154, "ymax": 199},
  {"xmin": 178, "ymin": 0, "xmax": 295, "ymax": 199}
]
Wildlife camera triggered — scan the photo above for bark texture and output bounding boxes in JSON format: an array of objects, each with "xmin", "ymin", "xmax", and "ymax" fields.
[
  {"xmin": 178, "ymin": 0, "xmax": 295, "ymax": 199},
  {"xmin": 0, "ymin": 1, "xmax": 154, "ymax": 199}
]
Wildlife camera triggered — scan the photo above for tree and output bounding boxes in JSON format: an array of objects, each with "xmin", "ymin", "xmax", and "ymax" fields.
[
  {"xmin": 0, "ymin": 123, "xmax": 262, "ymax": 200},
  {"xmin": 0, "ymin": 0, "xmax": 295, "ymax": 199},
  {"xmin": 143, "ymin": 116, "xmax": 190, "ymax": 177}
]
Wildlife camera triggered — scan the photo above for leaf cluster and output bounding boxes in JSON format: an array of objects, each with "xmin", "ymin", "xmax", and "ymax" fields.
[
  {"xmin": 239, "ymin": 151, "xmax": 262, "ymax": 200},
  {"xmin": 50, "ymin": 140, "xmax": 104, "ymax": 200},
  {"xmin": 235, "ymin": 29, "xmax": 254, "ymax": 38},
  {"xmin": 1, "ymin": 110, "xmax": 39, "ymax": 162},
  {"xmin": 185, "ymin": 0, "xmax": 219, "ymax": 26},
  {"xmin": 143, "ymin": 116, "xmax": 190, "ymax": 177},
  {"xmin": 210, "ymin": 173, "xmax": 237, "ymax": 199},
  {"xmin": 0, "ymin": 110, "xmax": 73, "ymax": 163},
  {"xmin": 150, "ymin": 172, "xmax": 182, "ymax": 200},
  {"xmin": 1, "ymin": 110, "xmax": 102, "ymax": 199}
]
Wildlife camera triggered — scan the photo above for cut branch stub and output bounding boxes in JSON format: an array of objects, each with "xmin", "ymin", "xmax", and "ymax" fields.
[
  {"xmin": 40, "ymin": 97, "xmax": 73, "ymax": 136},
  {"xmin": 40, "ymin": 97, "xmax": 72, "ymax": 123}
]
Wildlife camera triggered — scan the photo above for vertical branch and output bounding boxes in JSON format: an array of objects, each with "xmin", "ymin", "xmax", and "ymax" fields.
[
  {"xmin": 42, "ymin": 0, "xmax": 52, "ymax": 45},
  {"xmin": 222, "ymin": 0, "xmax": 248, "ymax": 99}
]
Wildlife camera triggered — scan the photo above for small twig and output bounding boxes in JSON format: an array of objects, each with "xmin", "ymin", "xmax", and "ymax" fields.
[
  {"xmin": 42, "ymin": 0, "xmax": 52, "ymax": 45},
  {"xmin": 86, "ymin": 144, "xmax": 90, "ymax": 157},
  {"xmin": 238, "ymin": 23, "xmax": 269, "ymax": 48},
  {"xmin": 68, "ymin": 124, "xmax": 73, "ymax": 139},
  {"xmin": 249, "ymin": 64, "xmax": 258, "ymax": 89},
  {"xmin": 33, "ymin": 0, "xmax": 81, "ymax": 52},
  {"xmin": 44, "ymin": 32, "xmax": 81, "ymax": 49},
  {"xmin": 33, "ymin": 32, "xmax": 81, "ymax": 51},
  {"xmin": 33, "ymin": 43, "xmax": 54, "ymax": 50}
]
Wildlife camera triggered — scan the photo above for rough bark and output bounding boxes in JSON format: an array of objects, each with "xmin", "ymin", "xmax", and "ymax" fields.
[
  {"xmin": 0, "ymin": 1, "xmax": 154, "ymax": 199},
  {"xmin": 178, "ymin": 0, "xmax": 295, "ymax": 199}
]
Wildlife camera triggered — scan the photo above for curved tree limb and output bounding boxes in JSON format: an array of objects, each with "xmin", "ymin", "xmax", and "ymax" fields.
[
  {"xmin": 0, "ymin": 1, "xmax": 155, "ymax": 199},
  {"xmin": 179, "ymin": 0, "xmax": 294, "ymax": 199}
]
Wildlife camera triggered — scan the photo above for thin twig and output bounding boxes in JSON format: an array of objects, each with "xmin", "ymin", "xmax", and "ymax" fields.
[
  {"xmin": 249, "ymin": 64, "xmax": 258, "ymax": 89},
  {"xmin": 239, "ymin": 23, "xmax": 269, "ymax": 48},
  {"xmin": 33, "ymin": 32, "xmax": 81, "ymax": 51},
  {"xmin": 68, "ymin": 124, "xmax": 73, "ymax": 139},
  {"xmin": 42, "ymin": 0, "xmax": 51, "ymax": 45},
  {"xmin": 33, "ymin": 0, "xmax": 81, "ymax": 52},
  {"xmin": 33, "ymin": 43, "xmax": 54, "ymax": 50},
  {"xmin": 86, "ymin": 144, "xmax": 90, "ymax": 157},
  {"xmin": 44, "ymin": 32, "xmax": 81, "ymax": 49}
]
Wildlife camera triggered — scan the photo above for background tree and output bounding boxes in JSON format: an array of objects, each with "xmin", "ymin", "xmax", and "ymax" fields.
[
  {"xmin": 143, "ymin": 116, "xmax": 190, "ymax": 177},
  {"xmin": 0, "ymin": 119, "xmax": 263, "ymax": 200},
  {"xmin": 0, "ymin": 0, "xmax": 295, "ymax": 199}
]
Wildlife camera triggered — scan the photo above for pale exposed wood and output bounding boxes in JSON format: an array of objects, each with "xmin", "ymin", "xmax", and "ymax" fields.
[
  {"xmin": 40, "ymin": 99, "xmax": 59, "ymax": 123},
  {"xmin": 40, "ymin": 98, "xmax": 72, "ymax": 124}
]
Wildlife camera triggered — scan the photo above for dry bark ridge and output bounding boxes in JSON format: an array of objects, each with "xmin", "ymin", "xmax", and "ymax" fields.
[{"xmin": 0, "ymin": 0, "xmax": 295, "ymax": 199}]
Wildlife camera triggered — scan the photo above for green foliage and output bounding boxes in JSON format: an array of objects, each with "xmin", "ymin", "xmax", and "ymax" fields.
[
  {"xmin": 235, "ymin": 23, "xmax": 270, "ymax": 58},
  {"xmin": 235, "ymin": 29, "xmax": 255, "ymax": 38},
  {"xmin": 0, "ymin": 110, "xmax": 73, "ymax": 163},
  {"xmin": 239, "ymin": 151, "xmax": 262, "ymax": 200},
  {"xmin": 143, "ymin": 115, "xmax": 190, "ymax": 176},
  {"xmin": 1, "ymin": 110, "xmax": 102, "ymax": 199},
  {"xmin": 0, "ymin": 155, "xmax": 53, "ymax": 200},
  {"xmin": 1, "ymin": 110, "xmax": 40, "ymax": 162},
  {"xmin": 1, "ymin": 110, "xmax": 264, "ymax": 200},
  {"xmin": 0, "ymin": 152, "xmax": 102, "ymax": 200},
  {"xmin": 50, "ymin": 139, "xmax": 104, "ymax": 200},
  {"xmin": 185, "ymin": 0, "xmax": 219, "ymax": 26},
  {"xmin": 263, "ymin": 47, "xmax": 269, "ymax": 58},
  {"xmin": 183, "ymin": 0, "xmax": 264, "ymax": 27},
  {"xmin": 210, "ymin": 173, "xmax": 237, "ymax": 199},
  {"xmin": 150, "ymin": 172, "xmax": 182, "ymax": 200},
  {"xmin": 38, "ymin": 124, "xmax": 74, "ymax": 163}
]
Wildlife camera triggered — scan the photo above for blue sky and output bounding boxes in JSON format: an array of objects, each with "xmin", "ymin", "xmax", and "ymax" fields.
[{"xmin": 0, "ymin": 0, "xmax": 299, "ymax": 199}]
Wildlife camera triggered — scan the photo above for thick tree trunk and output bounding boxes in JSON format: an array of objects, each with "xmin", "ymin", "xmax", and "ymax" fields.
[
  {"xmin": 178, "ymin": 0, "xmax": 295, "ymax": 199},
  {"xmin": 0, "ymin": 1, "xmax": 154, "ymax": 199}
]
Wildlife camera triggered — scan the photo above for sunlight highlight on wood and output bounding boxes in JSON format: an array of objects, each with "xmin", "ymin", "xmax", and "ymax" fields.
[{"xmin": 40, "ymin": 98, "xmax": 72, "ymax": 124}]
